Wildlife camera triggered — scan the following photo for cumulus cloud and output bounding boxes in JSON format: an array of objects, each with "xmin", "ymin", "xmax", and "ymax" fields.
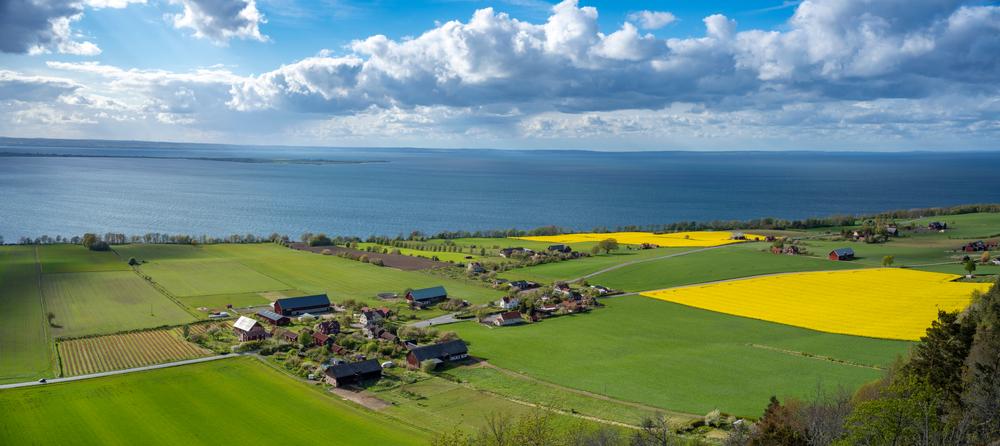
[
  {"xmin": 0, "ymin": 70, "xmax": 80, "ymax": 101},
  {"xmin": 4, "ymin": 0, "xmax": 1000, "ymax": 149},
  {"xmin": 170, "ymin": 0, "xmax": 268, "ymax": 43},
  {"xmin": 626, "ymin": 10, "xmax": 676, "ymax": 30},
  {"xmin": 0, "ymin": 0, "xmax": 100, "ymax": 55}
]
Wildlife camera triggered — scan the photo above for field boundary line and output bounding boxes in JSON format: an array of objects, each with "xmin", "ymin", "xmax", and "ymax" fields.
[
  {"xmin": 32, "ymin": 246, "xmax": 59, "ymax": 379},
  {"xmin": 128, "ymin": 265, "xmax": 202, "ymax": 319},
  {"xmin": 476, "ymin": 361, "xmax": 698, "ymax": 419},
  {"xmin": 746, "ymin": 344, "xmax": 885, "ymax": 371},
  {"xmin": 569, "ymin": 244, "xmax": 734, "ymax": 283}
]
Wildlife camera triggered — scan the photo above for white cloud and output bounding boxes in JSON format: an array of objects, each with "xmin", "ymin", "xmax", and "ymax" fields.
[
  {"xmin": 626, "ymin": 10, "xmax": 676, "ymax": 30},
  {"xmin": 4, "ymin": 0, "xmax": 1000, "ymax": 150},
  {"xmin": 170, "ymin": 0, "xmax": 268, "ymax": 43},
  {"xmin": 84, "ymin": 0, "xmax": 146, "ymax": 9},
  {"xmin": 0, "ymin": 70, "xmax": 80, "ymax": 101},
  {"xmin": 0, "ymin": 0, "xmax": 101, "ymax": 55}
]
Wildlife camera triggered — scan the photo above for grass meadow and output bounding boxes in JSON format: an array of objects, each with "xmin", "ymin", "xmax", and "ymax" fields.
[
  {"xmin": 0, "ymin": 358, "xmax": 428, "ymax": 445},
  {"xmin": 0, "ymin": 247, "xmax": 53, "ymax": 383},
  {"xmin": 42, "ymin": 271, "xmax": 195, "ymax": 338},
  {"xmin": 450, "ymin": 295, "xmax": 911, "ymax": 416},
  {"xmin": 37, "ymin": 244, "xmax": 129, "ymax": 274},
  {"xmin": 588, "ymin": 242, "xmax": 861, "ymax": 292},
  {"xmin": 503, "ymin": 247, "xmax": 689, "ymax": 284}
]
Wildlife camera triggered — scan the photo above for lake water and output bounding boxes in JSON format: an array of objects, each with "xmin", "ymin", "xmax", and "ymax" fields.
[{"xmin": 2, "ymin": 139, "xmax": 1000, "ymax": 241}]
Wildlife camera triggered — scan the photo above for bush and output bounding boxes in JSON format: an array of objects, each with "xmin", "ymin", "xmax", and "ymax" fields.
[
  {"xmin": 89, "ymin": 241, "xmax": 110, "ymax": 251},
  {"xmin": 371, "ymin": 258, "xmax": 384, "ymax": 266},
  {"xmin": 235, "ymin": 340, "xmax": 263, "ymax": 352},
  {"xmin": 359, "ymin": 254, "xmax": 370, "ymax": 263},
  {"xmin": 420, "ymin": 359, "xmax": 438, "ymax": 373},
  {"xmin": 308, "ymin": 233, "xmax": 332, "ymax": 246}
]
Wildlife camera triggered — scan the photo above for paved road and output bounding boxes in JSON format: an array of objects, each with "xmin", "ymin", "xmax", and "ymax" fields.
[
  {"xmin": 0, "ymin": 354, "xmax": 235, "ymax": 390},
  {"xmin": 409, "ymin": 312, "xmax": 462, "ymax": 328}
]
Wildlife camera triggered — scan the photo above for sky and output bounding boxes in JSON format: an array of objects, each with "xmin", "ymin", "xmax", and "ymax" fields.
[{"xmin": 0, "ymin": 0, "xmax": 998, "ymax": 151}]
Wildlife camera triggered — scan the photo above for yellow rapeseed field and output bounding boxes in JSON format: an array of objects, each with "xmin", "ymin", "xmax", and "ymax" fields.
[
  {"xmin": 516, "ymin": 231, "xmax": 765, "ymax": 247},
  {"xmin": 641, "ymin": 268, "xmax": 991, "ymax": 341}
]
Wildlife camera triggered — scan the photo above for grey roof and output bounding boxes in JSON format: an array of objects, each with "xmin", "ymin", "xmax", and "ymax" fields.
[
  {"xmin": 325, "ymin": 359, "xmax": 382, "ymax": 379},
  {"xmin": 832, "ymin": 247, "xmax": 855, "ymax": 256},
  {"xmin": 275, "ymin": 294, "xmax": 330, "ymax": 310},
  {"xmin": 409, "ymin": 286, "xmax": 447, "ymax": 302},
  {"xmin": 409, "ymin": 339, "xmax": 468, "ymax": 362},
  {"xmin": 256, "ymin": 309, "xmax": 286, "ymax": 321},
  {"xmin": 233, "ymin": 316, "xmax": 259, "ymax": 332}
]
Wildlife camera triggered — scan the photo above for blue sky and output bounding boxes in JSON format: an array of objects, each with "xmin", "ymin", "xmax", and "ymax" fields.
[{"xmin": 1, "ymin": 0, "xmax": 998, "ymax": 150}]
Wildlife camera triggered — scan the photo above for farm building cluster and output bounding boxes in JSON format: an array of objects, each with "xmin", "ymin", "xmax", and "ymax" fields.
[{"xmin": 229, "ymin": 292, "xmax": 472, "ymax": 388}]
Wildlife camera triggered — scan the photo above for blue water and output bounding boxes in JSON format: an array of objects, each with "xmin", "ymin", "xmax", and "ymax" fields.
[{"xmin": 2, "ymin": 139, "xmax": 1000, "ymax": 241}]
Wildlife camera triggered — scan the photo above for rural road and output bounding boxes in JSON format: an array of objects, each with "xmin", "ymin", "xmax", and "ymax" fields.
[
  {"xmin": 0, "ymin": 354, "xmax": 235, "ymax": 390},
  {"xmin": 409, "ymin": 312, "xmax": 461, "ymax": 328}
]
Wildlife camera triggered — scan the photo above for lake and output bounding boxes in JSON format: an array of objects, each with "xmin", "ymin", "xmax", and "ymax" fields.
[{"xmin": 2, "ymin": 138, "xmax": 1000, "ymax": 241}]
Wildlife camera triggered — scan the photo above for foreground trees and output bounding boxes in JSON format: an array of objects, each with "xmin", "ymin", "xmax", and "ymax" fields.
[{"xmin": 728, "ymin": 279, "xmax": 1000, "ymax": 446}]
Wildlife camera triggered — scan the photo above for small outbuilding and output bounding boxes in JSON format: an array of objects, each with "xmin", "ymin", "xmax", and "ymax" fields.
[
  {"xmin": 829, "ymin": 248, "xmax": 855, "ymax": 261},
  {"xmin": 233, "ymin": 316, "xmax": 268, "ymax": 342},
  {"xmin": 324, "ymin": 359, "xmax": 382, "ymax": 387},
  {"xmin": 272, "ymin": 328, "xmax": 299, "ymax": 343},
  {"xmin": 406, "ymin": 339, "xmax": 469, "ymax": 369},
  {"xmin": 315, "ymin": 320, "xmax": 341, "ymax": 335}
]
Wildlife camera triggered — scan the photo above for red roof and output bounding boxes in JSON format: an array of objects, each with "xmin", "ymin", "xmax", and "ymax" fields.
[{"xmin": 499, "ymin": 311, "xmax": 523, "ymax": 320}]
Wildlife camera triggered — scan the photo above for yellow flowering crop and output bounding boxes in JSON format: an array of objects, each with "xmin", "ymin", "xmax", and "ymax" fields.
[
  {"xmin": 641, "ymin": 268, "xmax": 990, "ymax": 341},
  {"xmin": 516, "ymin": 231, "xmax": 765, "ymax": 247}
]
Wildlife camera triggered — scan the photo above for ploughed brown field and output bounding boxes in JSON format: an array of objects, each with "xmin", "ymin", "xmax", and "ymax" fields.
[{"xmin": 289, "ymin": 243, "xmax": 450, "ymax": 270}]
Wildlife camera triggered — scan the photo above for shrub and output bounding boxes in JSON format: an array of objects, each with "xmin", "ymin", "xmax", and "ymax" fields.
[
  {"xmin": 89, "ymin": 241, "xmax": 110, "ymax": 251},
  {"xmin": 420, "ymin": 359, "xmax": 438, "ymax": 373},
  {"xmin": 308, "ymin": 233, "xmax": 332, "ymax": 246},
  {"xmin": 371, "ymin": 258, "xmax": 384, "ymax": 266},
  {"xmin": 359, "ymin": 254, "xmax": 370, "ymax": 263},
  {"xmin": 235, "ymin": 340, "xmax": 263, "ymax": 352}
]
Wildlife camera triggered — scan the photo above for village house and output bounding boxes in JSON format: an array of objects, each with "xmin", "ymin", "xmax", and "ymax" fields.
[
  {"xmin": 961, "ymin": 240, "xmax": 996, "ymax": 252},
  {"xmin": 466, "ymin": 262, "xmax": 486, "ymax": 274},
  {"xmin": 313, "ymin": 331, "xmax": 335, "ymax": 348},
  {"xmin": 499, "ymin": 247, "xmax": 532, "ymax": 258},
  {"xmin": 406, "ymin": 286, "xmax": 448, "ymax": 308},
  {"xmin": 359, "ymin": 309, "xmax": 384, "ymax": 326},
  {"xmin": 928, "ymin": 221, "xmax": 948, "ymax": 231},
  {"xmin": 378, "ymin": 330, "xmax": 398, "ymax": 343},
  {"xmin": 324, "ymin": 359, "xmax": 382, "ymax": 387},
  {"xmin": 771, "ymin": 245, "xmax": 801, "ymax": 255},
  {"xmin": 494, "ymin": 311, "xmax": 525, "ymax": 327},
  {"xmin": 272, "ymin": 327, "xmax": 299, "ymax": 343},
  {"xmin": 508, "ymin": 280, "xmax": 539, "ymax": 292},
  {"xmin": 233, "ymin": 316, "xmax": 268, "ymax": 342},
  {"xmin": 315, "ymin": 320, "xmax": 341, "ymax": 335},
  {"xmin": 589, "ymin": 285, "xmax": 611, "ymax": 295},
  {"xmin": 256, "ymin": 309, "xmax": 290, "ymax": 326},
  {"xmin": 639, "ymin": 243, "xmax": 659, "ymax": 249},
  {"xmin": 406, "ymin": 339, "xmax": 469, "ymax": 369},
  {"xmin": 829, "ymin": 248, "xmax": 855, "ymax": 261},
  {"xmin": 273, "ymin": 294, "xmax": 331, "ymax": 316},
  {"xmin": 496, "ymin": 296, "xmax": 520, "ymax": 310},
  {"xmin": 553, "ymin": 282, "xmax": 574, "ymax": 297},
  {"xmin": 547, "ymin": 244, "xmax": 572, "ymax": 253}
]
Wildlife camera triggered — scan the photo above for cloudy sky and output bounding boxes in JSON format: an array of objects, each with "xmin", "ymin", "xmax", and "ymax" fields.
[{"xmin": 1, "ymin": 0, "xmax": 998, "ymax": 150}]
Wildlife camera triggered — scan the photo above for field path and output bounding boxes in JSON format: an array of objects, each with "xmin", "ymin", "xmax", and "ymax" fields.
[
  {"xmin": 0, "ymin": 354, "xmax": 234, "ymax": 389},
  {"xmin": 569, "ymin": 245, "xmax": 730, "ymax": 283},
  {"xmin": 475, "ymin": 360, "xmax": 697, "ymax": 420}
]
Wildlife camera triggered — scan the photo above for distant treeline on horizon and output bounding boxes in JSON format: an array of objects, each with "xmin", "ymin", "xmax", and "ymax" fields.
[{"xmin": 5, "ymin": 203, "xmax": 1000, "ymax": 246}]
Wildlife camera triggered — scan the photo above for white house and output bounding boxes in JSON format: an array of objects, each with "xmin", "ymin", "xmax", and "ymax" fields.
[{"xmin": 496, "ymin": 296, "xmax": 520, "ymax": 310}]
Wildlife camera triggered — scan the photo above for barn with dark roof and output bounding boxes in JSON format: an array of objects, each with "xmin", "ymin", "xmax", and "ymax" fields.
[
  {"xmin": 273, "ymin": 294, "xmax": 331, "ymax": 316},
  {"xmin": 405, "ymin": 286, "xmax": 448, "ymax": 308},
  {"xmin": 324, "ymin": 360, "xmax": 382, "ymax": 387},
  {"xmin": 406, "ymin": 339, "xmax": 469, "ymax": 369}
]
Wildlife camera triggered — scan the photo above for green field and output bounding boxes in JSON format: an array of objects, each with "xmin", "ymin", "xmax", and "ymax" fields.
[
  {"xmin": 503, "ymin": 247, "xmax": 690, "ymax": 284},
  {"xmin": 357, "ymin": 242, "xmax": 486, "ymax": 263},
  {"xmin": 0, "ymin": 358, "xmax": 428, "ymax": 445},
  {"xmin": 140, "ymin": 259, "xmax": 290, "ymax": 296},
  {"xmin": 42, "ymin": 271, "xmax": 195, "ymax": 338},
  {"xmin": 450, "ymin": 296, "xmax": 910, "ymax": 416},
  {"xmin": 588, "ymin": 243, "xmax": 861, "ymax": 292},
  {"xmin": 37, "ymin": 244, "xmax": 129, "ymax": 273},
  {"xmin": 0, "ymin": 247, "xmax": 53, "ymax": 383}
]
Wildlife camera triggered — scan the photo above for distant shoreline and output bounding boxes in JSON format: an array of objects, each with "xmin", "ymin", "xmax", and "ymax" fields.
[{"xmin": 0, "ymin": 152, "xmax": 387, "ymax": 166}]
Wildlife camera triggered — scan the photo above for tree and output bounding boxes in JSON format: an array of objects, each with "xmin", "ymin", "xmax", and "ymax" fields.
[
  {"xmin": 297, "ymin": 328, "xmax": 313, "ymax": 347},
  {"xmin": 980, "ymin": 251, "xmax": 990, "ymax": 264},
  {"xmin": 597, "ymin": 238, "xmax": 619, "ymax": 255},
  {"xmin": 748, "ymin": 397, "xmax": 807, "ymax": 446},
  {"xmin": 308, "ymin": 233, "xmax": 332, "ymax": 247},
  {"xmin": 128, "ymin": 257, "xmax": 138, "ymax": 266},
  {"xmin": 882, "ymin": 255, "xmax": 895, "ymax": 267},
  {"xmin": 905, "ymin": 310, "xmax": 976, "ymax": 408},
  {"xmin": 964, "ymin": 259, "xmax": 977, "ymax": 276},
  {"xmin": 590, "ymin": 245, "xmax": 601, "ymax": 255},
  {"xmin": 81, "ymin": 233, "xmax": 98, "ymax": 249}
]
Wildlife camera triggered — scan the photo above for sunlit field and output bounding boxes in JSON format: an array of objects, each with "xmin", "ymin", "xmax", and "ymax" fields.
[
  {"xmin": 516, "ymin": 231, "xmax": 764, "ymax": 247},
  {"xmin": 642, "ymin": 268, "xmax": 990, "ymax": 340}
]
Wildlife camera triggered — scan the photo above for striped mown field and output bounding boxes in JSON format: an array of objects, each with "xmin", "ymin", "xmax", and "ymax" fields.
[{"xmin": 58, "ymin": 327, "xmax": 210, "ymax": 376}]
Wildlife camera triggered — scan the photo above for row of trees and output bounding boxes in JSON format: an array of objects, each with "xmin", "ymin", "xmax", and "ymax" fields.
[{"xmin": 727, "ymin": 279, "xmax": 1000, "ymax": 446}]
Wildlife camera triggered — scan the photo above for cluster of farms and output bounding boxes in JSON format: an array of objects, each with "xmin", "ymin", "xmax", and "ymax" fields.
[{"xmin": 2, "ymin": 212, "xmax": 999, "ymax": 444}]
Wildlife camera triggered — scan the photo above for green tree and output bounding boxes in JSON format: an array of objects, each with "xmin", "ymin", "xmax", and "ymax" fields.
[
  {"xmin": 965, "ymin": 259, "xmax": 977, "ymax": 276},
  {"xmin": 81, "ymin": 233, "xmax": 98, "ymax": 249},
  {"xmin": 905, "ymin": 310, "xmax": 976, "ymax": 408},
  {"xmin": 597, "ymin": 238, "xmax": 619, "ymax": 254},
  {"xmin": 882, "ymin": 255, "xmax": 894, "ymax": 267},
  {"xmin": 297, "ymin": 328, "xmax": 313, "ymax": 347}
]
